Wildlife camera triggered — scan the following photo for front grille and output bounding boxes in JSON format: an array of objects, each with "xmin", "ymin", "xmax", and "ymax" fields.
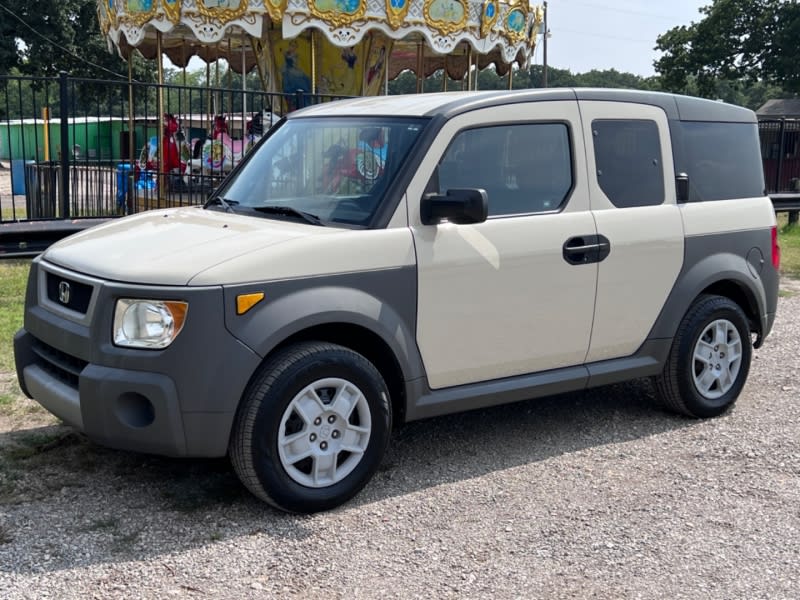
[
  {"xmin": 31, "ymin": 338, "xmax": 88, "ymax": 389},
  {"xmin": 46, "ymin": 272, "xmax": 93, "ymax": 315}
]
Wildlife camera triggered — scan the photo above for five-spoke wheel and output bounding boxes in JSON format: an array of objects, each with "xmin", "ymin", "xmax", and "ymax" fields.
[
  {"xmin": 654, "ymin": 295, "xmax": 752, "ymax": 418},
  {"xmin": 230, "ymin": 343, "xmax": 391, "ymax": 513},
  {"xmin": 278, "ymin": 378, "xmax": 372, "ymax": 488}
]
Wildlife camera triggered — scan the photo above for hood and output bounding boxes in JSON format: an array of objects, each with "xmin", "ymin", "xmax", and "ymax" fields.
[{"xmin": 43, "ymin": 207, "xmax": 335, "ymax": 285}]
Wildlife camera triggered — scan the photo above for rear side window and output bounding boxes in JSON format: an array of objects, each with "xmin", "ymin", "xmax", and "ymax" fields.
[
  {"xmin": 592, "ymin": 119, "xmax": 665, "ymax": 208},
  {"xmin": 434, "ymin": 122, "xmax": 572, "ymax": 216},
  {"xmin": 678, "ymin": 122, "xmax": 765, "ymax": 201}
]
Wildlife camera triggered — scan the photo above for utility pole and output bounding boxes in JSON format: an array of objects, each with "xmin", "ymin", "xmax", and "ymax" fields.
[{"xmin": 543, "ymin": 1, "xmax": 549, "ymax": 88}]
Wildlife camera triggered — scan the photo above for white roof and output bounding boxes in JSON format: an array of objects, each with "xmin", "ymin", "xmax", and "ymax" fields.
[{"xmin": 295, "ymin": 91, "xmax": 509, "ymax": 118}]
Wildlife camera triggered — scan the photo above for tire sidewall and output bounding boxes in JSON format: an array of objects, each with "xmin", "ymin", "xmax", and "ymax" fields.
[
  {"xmin": 250, "ymin": 347, "xmax": 391, "ymax": 512},
  {"xmin": 678, "ymin": 299, "xmax": 752, "ymax": 418}
]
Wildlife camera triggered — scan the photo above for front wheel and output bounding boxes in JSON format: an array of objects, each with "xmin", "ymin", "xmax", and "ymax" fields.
[
  {"xmin": 230, "ymin": 342, "xmax": 391, "ymax": 513},
  {"xmin": 653, "ymin": 295, "xmax": 752, "ymax": 418}
]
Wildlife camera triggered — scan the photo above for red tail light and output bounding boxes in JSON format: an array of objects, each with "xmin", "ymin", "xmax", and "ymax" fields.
[{"xmin": 771, "ymin": 226, "xmax": 781, "ymax": 270}]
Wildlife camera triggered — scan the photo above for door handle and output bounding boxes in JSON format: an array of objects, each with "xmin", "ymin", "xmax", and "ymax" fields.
[{"xmin": 563, "ymin": 235, "xmax": 611, "ymax": 265}]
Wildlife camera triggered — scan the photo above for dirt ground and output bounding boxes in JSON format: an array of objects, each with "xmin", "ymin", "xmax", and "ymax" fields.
[{"xmin": 0, "ymin": 164, "xmax": 26, "ymax": 214}]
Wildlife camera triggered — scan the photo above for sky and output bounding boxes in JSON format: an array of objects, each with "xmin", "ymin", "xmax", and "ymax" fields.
[
  {"xmin": 173, "ymin": 0, "xmax": 712, "ymax": 77},
  {"xmin": 541, "ymin": 0, "xmax": 711, "ymax": 76}
]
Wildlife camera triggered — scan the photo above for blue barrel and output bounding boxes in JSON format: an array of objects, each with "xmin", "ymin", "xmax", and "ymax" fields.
[{"xmin": 116, "ymin": 163, "xmax": 131, "ymax": 211}]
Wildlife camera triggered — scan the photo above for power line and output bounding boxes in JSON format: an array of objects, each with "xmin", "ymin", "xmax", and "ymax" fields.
[
  {"xmin": 560, "ymin": 0, "xmax": 691, "ymax": 22},
  {"xmin": 0, "ymin": 2, "xmax": 129, "ymax": 80},
  {"xmin": 556, "ymin": 27, "xmax": 659, "ymax": 45}
]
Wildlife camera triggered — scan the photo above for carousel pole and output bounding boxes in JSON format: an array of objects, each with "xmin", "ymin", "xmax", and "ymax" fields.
[
  {"xmin": 157, "ymin": 31, "xmax": 166, "ymax": 203},
  {"xmin": 442, "ymin": 56, "xmax": 447, "ymax": 92},
  {"xmin": 416, "ymin": 42, "xmax": 423, "ymax": 93},
  {"xmin": 466, "ymin": 46, "xmax": 472, "ymax": 91},
  {"xmin": 252, "ymin": 38, "xmax": 268, "ymax": 92},
  {"xmin": 227, "ymin": 39, "xmax": 234, "ymax": 127},
  {"xmin": 310, "ymin": 30, "xmax": 317, "ymax": 95},
  {"xmin": 242, "ymin": 36, "xmax": 247, "ymax": 122},
  {"xmin": 127, "ymin": 52, "xmax": 135, "ymax": 214},
  {"xmin": 384, "ymin": 53, "xmax": 389, "ymax": 95},
  {"xmin": 215, "ymin": 46, "xmax": 221, "ymax": 114},
  {"xmin": 508, "ymin": 65, "xmax": 514, "ymax": 89},
  {"xmin": 206, "ymin": 60, "xmax": 212, "ymax": 138}
]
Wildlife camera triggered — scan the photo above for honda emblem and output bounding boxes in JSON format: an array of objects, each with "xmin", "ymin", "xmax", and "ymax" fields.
[{"xmin": 58, "ymin": 281, "xmax": 71, "ymax": 305}]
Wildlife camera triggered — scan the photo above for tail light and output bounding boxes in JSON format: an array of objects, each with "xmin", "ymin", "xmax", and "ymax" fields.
[{"xmin": 771, "ymin": 226, "xmax": 781, "ymax": 270}]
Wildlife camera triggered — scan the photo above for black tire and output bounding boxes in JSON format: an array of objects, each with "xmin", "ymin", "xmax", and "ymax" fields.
[
  {"xmin": 229, "ymin": 342, "xmax": 391, "ymax": 513},
  {"xmin": 653, "ymin": 294, "xmax": 752, "ymax": 418}
]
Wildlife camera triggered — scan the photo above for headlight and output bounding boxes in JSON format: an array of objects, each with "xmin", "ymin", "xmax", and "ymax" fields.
[{"xmin": 113, "ymin": 299, "xmax": 188, "ymax": 349}]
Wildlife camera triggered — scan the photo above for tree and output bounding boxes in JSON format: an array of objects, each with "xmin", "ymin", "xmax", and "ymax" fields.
[
  {"xmin": 0, "ymin": 0, "xmax": 152, "ymax": 82},
  {"xmin": 655, "ymin": 0, "xmax": 800, "ymax": 96}
]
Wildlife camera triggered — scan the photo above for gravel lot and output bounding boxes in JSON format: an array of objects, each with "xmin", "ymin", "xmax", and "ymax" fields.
[{"xmin": 1, "ymin": 289, "xmax": 799, "ymax": 599}]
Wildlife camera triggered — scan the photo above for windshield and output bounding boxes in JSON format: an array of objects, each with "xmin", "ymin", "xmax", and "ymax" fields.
[{"xmin": 216, "ymin": 116, "xmax": 428, "ymax": 227}]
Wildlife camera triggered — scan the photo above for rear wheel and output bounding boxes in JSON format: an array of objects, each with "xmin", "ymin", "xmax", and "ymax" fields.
[
  {"xmin": 654, "ymin": 295, "xmax": 752, "ymax": 418},
  {"xmin": 230, "ymin": 342, "xmax": 391, "ymax": 512}
]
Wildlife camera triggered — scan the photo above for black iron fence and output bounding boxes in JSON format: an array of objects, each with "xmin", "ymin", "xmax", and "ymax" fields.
[
  {"xmin": 2, "ymin": 78, "xmax": 799, "ymax": 232},
  {"xmin": 759, "ymin": 119, "xmax": 800, "ymax": 222},
  {"xmin": 0, "ymin": 73, "xmax": 344, "ymax": 225},
  {"xmin": 759, "ymin": 119, "xmax": 800, "ymax": 193}
]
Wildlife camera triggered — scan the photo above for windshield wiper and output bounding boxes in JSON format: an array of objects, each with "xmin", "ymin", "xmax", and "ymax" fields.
[
  {"xmin": 253, "ymin": 205, "xmax": 324, "ymax": 226},
  {"xmin": 203, "ymin": 196, "xmax": 239, "ymax": 212}
]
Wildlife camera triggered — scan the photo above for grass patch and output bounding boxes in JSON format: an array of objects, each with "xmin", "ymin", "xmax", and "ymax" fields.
[
  {"xmin": 779, "ymin": 289, "xmax": 796, "ymax": 298},
  {"xmin": 778, "ymin": 214, "xmax": 800, "ymax": 279},
  {"xmin": 2, "ymin": 430, "xmax": 79, "ymax": 462},
  {"xmin": 0, "ymin": 259, "xmax": 30, "ymax": 373},
  {"xmin": 1, "ymin": 206, "xmax": 28, "ymax": 221}
]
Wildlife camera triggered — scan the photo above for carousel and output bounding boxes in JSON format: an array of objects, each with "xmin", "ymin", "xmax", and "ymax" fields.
[{"xmin": 97, "ymin": 0, "xmax": 544, "ymax": 202}]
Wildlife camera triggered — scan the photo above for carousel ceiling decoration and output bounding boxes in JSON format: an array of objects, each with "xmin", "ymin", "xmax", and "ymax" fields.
[{"xmin": 99, "ymin": 0, "xmax": 543, "ymax": 96}]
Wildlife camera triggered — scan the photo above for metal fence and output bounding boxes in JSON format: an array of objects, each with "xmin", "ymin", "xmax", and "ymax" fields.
[
  {"xmin": 0, "ymin": 73, "xmax": 344, "ymax": 224},
  {"xmin": 758, "ymin": 118, "xmax": 800, "ymax": 194},
  {"xmin": 3, "ymin": 79, "xmax": 799, "ymax": 227}
]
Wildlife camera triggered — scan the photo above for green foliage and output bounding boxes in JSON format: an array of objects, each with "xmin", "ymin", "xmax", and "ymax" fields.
[
  {"xmin": 0, "ymin": 260, "xmax": 29, "ymax": 373},
  {"xmin": 778, "ymin": 215, "xmax": 800, "ymax": 279},
  {"xmin": 655, "ymin": 0, "xmax": 800, "ymax": 100},
  {"xmin": 0, "ymin": 0, "xmax": 153, "ymax": 82},
  {"xmin": 388, "ymin": 65, "xmax": 659, "ymax": 95}
]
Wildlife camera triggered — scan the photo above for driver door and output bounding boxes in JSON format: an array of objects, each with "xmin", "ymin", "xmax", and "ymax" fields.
[{"xmin": 408, "ymin": 101, "xmax": 598, "ymax": 389}]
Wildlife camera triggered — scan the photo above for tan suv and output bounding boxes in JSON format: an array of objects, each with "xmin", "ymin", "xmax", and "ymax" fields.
[{"xmin": 15, "ymin": 89, "xmax": 779, "ymax": 512}]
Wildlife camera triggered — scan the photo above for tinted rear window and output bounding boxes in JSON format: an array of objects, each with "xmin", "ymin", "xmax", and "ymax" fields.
[{"xmin": 678, "ymin": 122, "xmax": 765, "ymax": 201}]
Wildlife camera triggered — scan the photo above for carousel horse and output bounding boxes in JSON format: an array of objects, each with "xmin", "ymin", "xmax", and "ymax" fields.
[
  {"xmin": 189, "ymin": 109, "xmax": 280, "ymax": 176},
  {"xmin": 135, "ymin": 114, "xmax": 191, "ymax": 190}
]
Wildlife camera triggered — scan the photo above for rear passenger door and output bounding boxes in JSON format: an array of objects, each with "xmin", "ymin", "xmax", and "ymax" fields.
[
  {"xmin": 578, "ymin": 101, "xmax": 685, "ymax": 362},
  {"xmin": 409, "ymin": 101, "xmax": 598, "ymax": 389}
]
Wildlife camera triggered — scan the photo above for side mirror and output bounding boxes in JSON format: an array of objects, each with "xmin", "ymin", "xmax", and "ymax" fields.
[
  {"xmin": 676, "ymin": 172, "xmax": 690, "ymax": 203},
  {"xmin": 420, "ymin": 188, "xmax": 488, "ymax": 225}
]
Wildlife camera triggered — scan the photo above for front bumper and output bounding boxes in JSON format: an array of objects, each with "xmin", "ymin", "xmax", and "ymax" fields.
[{"xmin": 14, "ymin": 259, "xmax": 262, "ymax": 457}]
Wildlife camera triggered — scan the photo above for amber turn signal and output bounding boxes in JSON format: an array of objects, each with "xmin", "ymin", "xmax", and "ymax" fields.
[{"xmin": 236, "ymin": 292, "xmax": 265, "ymax": 315}]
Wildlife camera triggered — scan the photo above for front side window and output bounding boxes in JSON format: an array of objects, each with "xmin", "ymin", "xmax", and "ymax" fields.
[
  {"xmin": 592, "ymin": 119, "xmax": 664, "ymax": 208},
  {"xmin": 432, "ymin": 122, "xmax": 573, "ymax": 217},
  {"xmin": 217, "ymin": 117, "xmax": 428, "ymax": 226}
]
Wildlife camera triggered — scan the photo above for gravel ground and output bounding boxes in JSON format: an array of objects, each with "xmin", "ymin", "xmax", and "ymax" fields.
[{"xmin": 1, "ymin": 291, "xmax": 799, "ymax": 599}]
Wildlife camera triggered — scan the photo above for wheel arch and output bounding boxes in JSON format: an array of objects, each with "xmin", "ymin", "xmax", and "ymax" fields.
[
  {"xmin": 699, "ymin": 279, "xmax": 761, "ymax": 340},
  {"xmin": 648, "ymin": 251, "xmax": 768, "ymax": 345},
  {"xmin": 225, "ymin": 283, "xmax": 424, "ymax": 436},
  {"xmin": 266, "ymin": 322, "xmax": 409, "ymax": 427}
]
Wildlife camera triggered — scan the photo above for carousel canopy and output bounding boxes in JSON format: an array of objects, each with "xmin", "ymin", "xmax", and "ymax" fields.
[{"xmin": 99, "ymin": 0, "xmax": 543, "ymax": 92}]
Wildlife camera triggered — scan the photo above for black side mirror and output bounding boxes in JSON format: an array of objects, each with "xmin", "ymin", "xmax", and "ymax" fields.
[
  {"xmin": 420, "ymin": 188, "xmax": 488, "ymax": 225},
  {"xmin": 676, "ymin": 172, "xmax": 690, "ymax": 203}
]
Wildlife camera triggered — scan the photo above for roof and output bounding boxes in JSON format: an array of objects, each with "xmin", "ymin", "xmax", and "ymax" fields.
[
  {"xmin": 756, "ymin": 98, "xmax": 800, "ymax": 119},
  {"xmin": 293, "ymin": 89, "xmax": 756, "ymax": 123}
]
